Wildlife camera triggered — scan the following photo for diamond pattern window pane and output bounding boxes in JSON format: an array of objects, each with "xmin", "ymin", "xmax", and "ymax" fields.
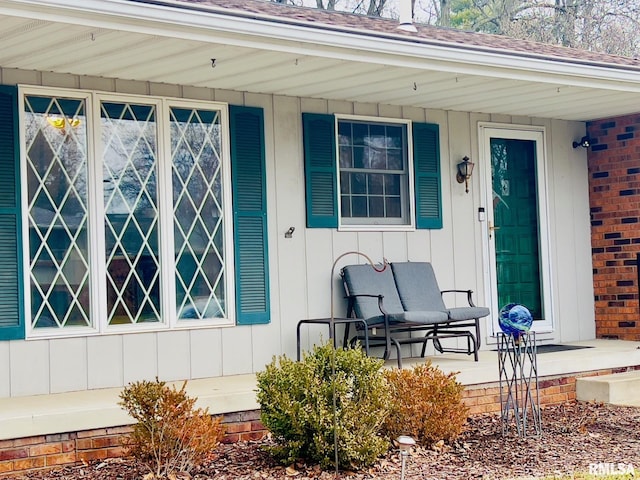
[
  {"xmin": 101, "ymin": 101, "xmax": 161, "ymax": 325},
  {"xmin": 171, "ymin": 107, "xmax": 225, "ymax": 320},
  {"xmin": 24, "ymin": 95, "xmax": 91, "ymax": 329}
]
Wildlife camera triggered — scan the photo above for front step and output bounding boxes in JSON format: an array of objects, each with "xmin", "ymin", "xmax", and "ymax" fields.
[{"xmin": 576, "ymin": 371, "xmax": 640, "ymax": 406}]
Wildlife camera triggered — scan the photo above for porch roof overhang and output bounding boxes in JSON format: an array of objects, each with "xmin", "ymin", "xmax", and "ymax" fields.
[{"xmin": 1, "ymin": 0, "xmax": 640, "ymax": 122}]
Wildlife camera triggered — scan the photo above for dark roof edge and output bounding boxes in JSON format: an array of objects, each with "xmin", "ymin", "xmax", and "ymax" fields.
[{"xmin": 128, "ymin": 0, "xmax": 640, "ymax": 75}]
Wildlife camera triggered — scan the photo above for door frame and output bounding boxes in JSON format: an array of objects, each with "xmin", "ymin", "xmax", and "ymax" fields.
[{"xmin": 478, "ymin": 123, "xmax": 555, "ymax": 338}]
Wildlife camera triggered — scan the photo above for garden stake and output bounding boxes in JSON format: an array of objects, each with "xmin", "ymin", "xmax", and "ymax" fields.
[{"xmin": 329, "ymin": 251, "xmax": 387, "ymax": 476}]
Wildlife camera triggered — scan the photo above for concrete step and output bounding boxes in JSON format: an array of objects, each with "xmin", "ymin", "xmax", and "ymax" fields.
[{"xmin": 576, "ymin": 370, "xmax": 640, "ymax": 406}]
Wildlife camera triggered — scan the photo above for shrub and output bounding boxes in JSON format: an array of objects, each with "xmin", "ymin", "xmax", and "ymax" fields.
[
  {"xmin": 383, "ymin": 361, "xmax": 468, "ymax": 446},
  {"xmin": 119, "ymin": 379, "xmax": 224, "ymax": 478},
  {"xmin": 256, "ymin": 342, "xmax": 391, "ymax": 470}
]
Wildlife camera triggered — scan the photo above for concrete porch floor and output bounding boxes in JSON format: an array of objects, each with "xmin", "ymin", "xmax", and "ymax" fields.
[{"xmin": 1, "ymin": 339, "xmax": 639, "ymax": 442}]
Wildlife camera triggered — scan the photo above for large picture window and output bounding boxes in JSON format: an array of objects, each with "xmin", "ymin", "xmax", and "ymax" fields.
[{"xmin": 21, "ymin": 88, "xmax": 234, "ymax": 337}]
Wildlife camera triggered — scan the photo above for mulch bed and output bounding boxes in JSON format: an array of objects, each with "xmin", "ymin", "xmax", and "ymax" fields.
[{"xmin": 15, "ymin": 402, "xmax": 640, "ymax": 480}]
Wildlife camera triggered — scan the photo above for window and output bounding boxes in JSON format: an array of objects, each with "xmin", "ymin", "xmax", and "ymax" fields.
[
  {"xmin": 337, "ymin": 119, "xmax": 410, "ymax": 226},
  {"xmin": 21, "ymin": 88, "xmax": 235, "ymax": 337},
  {"xmin": 303, "ymin": 113, "xmax": 441, "ymax": 231}
]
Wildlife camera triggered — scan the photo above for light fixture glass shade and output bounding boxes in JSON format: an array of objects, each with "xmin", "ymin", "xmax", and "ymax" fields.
[
  {"xmin": 456, "ymin": 156, "xmax": 474, "ymax": 193},
  {"xmin": 397, "ymin": 435, "xmax": 416, "ymax": 452}
]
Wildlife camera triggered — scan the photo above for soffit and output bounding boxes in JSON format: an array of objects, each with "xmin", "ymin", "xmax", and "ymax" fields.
[{"xmin": 0, "ymin": 0, "xmax": 639, "ymax": 121}]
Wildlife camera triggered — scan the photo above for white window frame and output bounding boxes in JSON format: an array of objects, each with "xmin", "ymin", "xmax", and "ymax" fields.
[
  {"xmin": 19, "ymin": 86, "xmax": 235, "ymax": 339},
  {"xmin": 335, "ymin": 115, "xmax": 415, "ymax": 232}
]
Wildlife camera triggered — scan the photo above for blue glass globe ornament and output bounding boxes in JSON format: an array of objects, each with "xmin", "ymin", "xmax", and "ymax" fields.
[{"xmin": 498, "ymin": 303, "xmax": 533, "ymax": 339}]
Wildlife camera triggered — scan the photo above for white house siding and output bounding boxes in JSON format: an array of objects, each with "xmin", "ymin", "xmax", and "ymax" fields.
[{"xmin": 0, "ymin": 67, "xmax": 595, "ymax": 398}]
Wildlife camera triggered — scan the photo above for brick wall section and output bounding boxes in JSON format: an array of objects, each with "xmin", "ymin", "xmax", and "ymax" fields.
[
  {"xmin": 587, "ymin": 114, "xmax": 640, "ymax": 341},
  {"xmin": 462, "ymin": 365, "xmax": 640, "ymax": 415},
  {"xmin": 0, "ymin": 410, "xmax": 266, "ymax": 477},
  {"xmin": 2, "ymin": 366, "xmax": 640, "ymax": 476}
]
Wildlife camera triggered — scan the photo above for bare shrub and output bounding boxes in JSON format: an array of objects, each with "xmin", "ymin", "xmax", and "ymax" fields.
[
  {"xmin": 383, "ymin": 361, "xmax": 468, "ymax": 446},
  {"xmin": 119, "ymin": 379, "xmax": 224, "ymax": 478}
]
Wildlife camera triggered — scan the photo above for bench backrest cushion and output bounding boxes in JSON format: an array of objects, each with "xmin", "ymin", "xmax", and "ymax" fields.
[
  {"xmin": 391, "ymin": 262, "xmax": 447, "ymax": 312},
  {"xmin": 342, "ymin": 264, "xmax": 405, "ymax": 320}
]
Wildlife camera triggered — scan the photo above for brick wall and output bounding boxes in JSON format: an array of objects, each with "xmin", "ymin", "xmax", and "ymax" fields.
[
  {"xmin": 0, "ymin": 410, "xmax": 266, "ymax": 477},
  {"xmin": 462, "ymin": 365, "xmax": 640, "ymax": 415},
  {"xmin": 587, "ymin": 114, "xmax": 640, "ymax": 341}
]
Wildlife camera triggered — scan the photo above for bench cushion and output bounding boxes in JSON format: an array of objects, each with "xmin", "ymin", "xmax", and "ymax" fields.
[
  {"xmin": 400, "ymin": 310, "xmax": 449, "ymax": 324},
  {"xmin": 342, "ymin": 264, "xmax": 404, "ymax": 320},
  {"xmin": 363, "ymin": 310, "xmax": 449, "ymax": 327},
  {"xmin": 391, "ymin": 261, "xmax": 447, "ymax": 311},
  {"xmin": 342, "ymin": 264, "xmax": 449, "ymax": 326},
  {"xmin": 392, "ymin": 262, "xmax": 489, "ymax": 321},
  {"xmin": 448, "ymin": 306, "xmax": 490, "ymax": 321}
]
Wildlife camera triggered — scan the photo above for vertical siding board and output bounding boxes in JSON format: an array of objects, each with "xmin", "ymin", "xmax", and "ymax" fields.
[
  {"xmin": 49, "ymin": 338, "xmax": 88, "ymax": 394},
  {"xmin": 382, "ymin": 232, "xmax": 408, "ymax": 263},
  {"xmin": 448, "ymin": 111, "xmax": 476, "ymax": 301},
  {"xmin": 0, "ymin": 342, "xmax": 9, "ymax": 397},
  {"xmin": 305, "ymin": 230, "xmax": 334, "ymax": 320},
  {"xmin": 87, "ymin": 336, "xmax": 123, "ymax": 389},
  {"xmin": 122, "ymin": 333, "xmax": 157, "ymax": 384},
  {"xmin": 221, "ymin": 327, "xmax": 253, "ymax": 376},
  {"xmin": 10, "ymin": 340, "xmax": 49, "ymax": 396},
  {"xmin": 447, "ymin": 112, "xmax": 477, "ymax": 353},
  {"xmin": 157, "ymin": 330, "xmax": 190, "ymax": 382},
  {"xmin": 190, "ymin": 328, "xmax": 223, "ymax": 379},
  {"xmin": 270, "ymin": 95, "xmax": 306, "ymax": 359},
  {"xmin": 356, "ymin": 232, "xmax": 384, "ymax": 264},
  {"xmin": 469, "ymin": 112, "xmax": 491, "ymax": 318},
  {"xmin": 551, "ymin": 119, "xmax": 594, "ymax": 342},
  {"xmin": 425, "ymin": 110, "xmax": 453, "ymax": 280}
]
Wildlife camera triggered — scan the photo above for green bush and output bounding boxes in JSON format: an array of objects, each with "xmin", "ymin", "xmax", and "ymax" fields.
[
  {"xmin": 256, "ymin": 342, "xmax": 391, "ymax": 470},
  {"xmin": 119, "ymin": 379, "xmax": 224, "ymax": 478},
  {"xmin": 383, "ymin": 361, "xmax": 468, "ymax": 446}
]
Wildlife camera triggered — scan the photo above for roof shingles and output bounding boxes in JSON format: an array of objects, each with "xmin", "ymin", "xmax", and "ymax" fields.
[{"xmin": 146, "ymin": 0, "xmax": 640, "ymax": 69}]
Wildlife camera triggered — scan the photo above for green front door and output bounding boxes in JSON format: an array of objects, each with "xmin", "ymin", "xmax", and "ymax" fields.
[{"xmin": 491, "ymin": 138, "xmax": 543, "ymax": 320}]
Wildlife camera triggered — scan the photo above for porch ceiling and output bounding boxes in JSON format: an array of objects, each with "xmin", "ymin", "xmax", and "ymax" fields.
[{"xmin": 1, "ymin": 0, "xmax": 640, "ymax": 122}]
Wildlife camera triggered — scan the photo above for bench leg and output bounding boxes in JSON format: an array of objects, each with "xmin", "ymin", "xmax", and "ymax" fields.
[
  {"xmin": 343, "ymin": 322, "xmax": 351, "ymax": 351},
  {"xmin": 469, "ymin": 332, "xmax": 478, "ymax": 361},
  {"xmin": 474, "ymin": 318, "xmax": 481, "ymax": 350},
  {"xmin": 296, "ymin": 322, "xmax": 303, "ymax": 361},
  {"xmin": 420, "ymin": 328, "xmax": 442, "ymax": 357},
  {"xmin": 390, "ymin": 337, "xmax": 403, "ymax": 369},
  {"xmin": 419, "ymin": 328, "xmax": 480, "ymax": 362}
]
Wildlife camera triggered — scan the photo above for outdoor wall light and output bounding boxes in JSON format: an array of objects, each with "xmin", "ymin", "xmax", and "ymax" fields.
[
  {"xmin": 456, "ymin": 156, "xmax": 474, "ymax": 193},
  {"xmin": 572, "ymin": 136, "xmax": 591, "ymax": 149}
]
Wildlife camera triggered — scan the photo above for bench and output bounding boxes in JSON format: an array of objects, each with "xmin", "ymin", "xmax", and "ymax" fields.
[{"xmin": 341, "ymin": 262, "xmax": 489, "ymax": 368}]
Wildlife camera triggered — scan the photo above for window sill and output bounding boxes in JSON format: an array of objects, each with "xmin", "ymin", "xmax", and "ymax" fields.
[
  {"xmin": 25, "ymin": 319, "xmax": 235, "ymax": 340},
  {"xmin": 338, "ymin": 224, "xmax": 417, "ymax": 233}
]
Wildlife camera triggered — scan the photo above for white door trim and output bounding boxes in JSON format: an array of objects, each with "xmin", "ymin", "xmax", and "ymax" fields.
[{"xmin": 478, "ymin": 123, "xmax": 555, "ymax": 339}]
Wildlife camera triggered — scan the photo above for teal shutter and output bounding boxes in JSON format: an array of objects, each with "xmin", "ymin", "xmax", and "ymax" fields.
[
  {"xmin": 412, "ymin": 122, "xmax": 442, "ymax": 229},
  {"xmin": 303, "ymin": 113, "xmax": 338, "ymax": 228},
  {"xmin": 0, "ymin": 86, "xmax": 25, "ymax": 340},
  {"xmin": 229, "ymin": 105, "xmax": 270, "ymax": 325}
]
